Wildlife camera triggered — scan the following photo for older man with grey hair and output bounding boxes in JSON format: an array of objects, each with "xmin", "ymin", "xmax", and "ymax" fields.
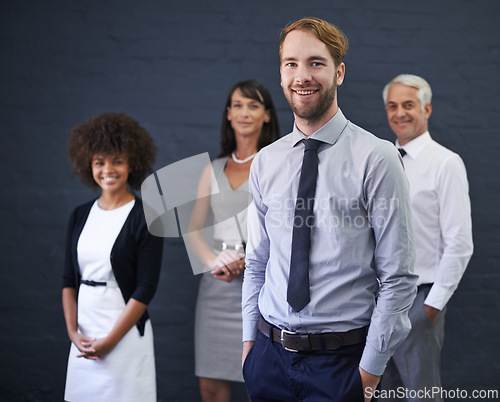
[{"xmin": 380, "ymin": 74, "xmax": 473, "ymax": 401}]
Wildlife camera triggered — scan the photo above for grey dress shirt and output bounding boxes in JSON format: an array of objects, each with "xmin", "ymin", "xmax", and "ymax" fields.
[{"xmin": 242, "ymin": 109, "xmax": 418, "ymax": 376}]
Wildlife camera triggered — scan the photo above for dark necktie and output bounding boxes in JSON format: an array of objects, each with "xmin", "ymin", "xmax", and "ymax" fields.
[
  {"xmin": 287, "ymin": 139, "xmax": 323, "ymax": 312},
  {"xmin": 398, "ymin": 148, "xmax": 406, "ymax": 157}
]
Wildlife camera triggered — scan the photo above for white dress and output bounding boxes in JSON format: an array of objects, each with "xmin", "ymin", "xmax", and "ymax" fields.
[
  {"xmin": 194, "ymin": 157, "xmax": 250, "ymax": 382},
  {"xmin": 64, "ymin": 200, "xmax": 156, "ymax": 402}
]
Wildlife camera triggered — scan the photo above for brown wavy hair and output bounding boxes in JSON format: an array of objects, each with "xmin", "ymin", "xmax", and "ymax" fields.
[
  {"xmin": 279, "ymin": 17, "xmax": 349, "ymax": 68},
  {"xmin": 67, "ymin": 112, "xmax": 158, "ymax": 190},
  {"xmin": 219, "ymin": 79, "xmax": 280, "ymax": 157}
]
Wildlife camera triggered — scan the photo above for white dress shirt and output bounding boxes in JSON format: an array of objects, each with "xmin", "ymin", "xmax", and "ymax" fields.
[
  {"xmin": 397, "ymin": 132, "xmax": 473, "ymax": 310},
  {"xmin": 243, "ymin": 109, "xmax": 418, "ymax": 376}
]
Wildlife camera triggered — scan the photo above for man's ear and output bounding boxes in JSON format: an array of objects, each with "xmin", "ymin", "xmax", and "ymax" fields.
[
  {"xmin": 424, "ymin": 102, "xmax": 432, "ymax": 120},
  {"xmin": 336, "ymin": 62, "xmax": 346, "ymax": 86}
]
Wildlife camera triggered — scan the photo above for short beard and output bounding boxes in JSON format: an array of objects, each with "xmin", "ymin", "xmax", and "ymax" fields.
[{"xmin": 286, "ymin": 78, "xmax": 337, "ymax": 124}]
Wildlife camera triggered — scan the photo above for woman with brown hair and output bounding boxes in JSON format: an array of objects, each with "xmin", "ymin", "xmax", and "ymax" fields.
[{"xmin": 188, "ymin": 80, "xmax": 280, "ymax": 401}]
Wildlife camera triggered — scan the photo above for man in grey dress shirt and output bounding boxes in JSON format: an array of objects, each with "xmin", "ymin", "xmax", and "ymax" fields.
[
  {"xmin": 241, "ymin": 17, "xmax": 418, "ymax": 401},
  {"xmin": 379, "ymin": 74, "xmax": 473, "ymax": 401}
]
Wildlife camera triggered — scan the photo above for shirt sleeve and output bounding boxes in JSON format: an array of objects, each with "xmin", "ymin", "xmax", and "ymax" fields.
[
  {"xmin": 359, "ymin": 143, "xmax": 419, "ymax": 376},
  {"xmin": 425, "ymin": 155, "xmax": 473, "ymax": 310},
  {"xmin": 242, "ymin": 157, "xmax": 269, "ymax": 342}
]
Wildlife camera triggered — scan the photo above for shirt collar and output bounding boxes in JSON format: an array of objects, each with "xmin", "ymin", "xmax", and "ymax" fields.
[
  {"xmin": 396, "ymin": 131, "xmax": 432, "ymax": 159},
  {"xmin": 291, "ymin": 108, "xmax": 349, "ymax": 147}
]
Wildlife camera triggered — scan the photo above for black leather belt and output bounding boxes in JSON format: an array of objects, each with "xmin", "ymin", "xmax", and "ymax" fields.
[
  {"xmin": 259, "ymin": 317, "xmax": 367, "ymax": 352},
  {"xmin": 81, "ymin": 279, "xmax": 107, "ymax": 287},
  {"xmin": 213, "ymin": 239, "xmax": 246, "ymax": 253}
]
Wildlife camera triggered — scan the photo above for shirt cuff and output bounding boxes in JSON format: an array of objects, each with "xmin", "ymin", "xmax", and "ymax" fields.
[
  {"xmin": 359, "ymin": 342, "xmax": 392, "ymax": 376},
  {"xmin": 424, "ymin": 283, "xmax": 453, "ymax": 310},
  {"xmin": 242, "ymin": 319, "xmax": 259, "ymax": 342}
]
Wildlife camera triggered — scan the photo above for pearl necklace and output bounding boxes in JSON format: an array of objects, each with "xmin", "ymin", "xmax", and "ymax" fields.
[{"xmin": 231, "ymin": 152, "xmax": 257, "ymax": 164}]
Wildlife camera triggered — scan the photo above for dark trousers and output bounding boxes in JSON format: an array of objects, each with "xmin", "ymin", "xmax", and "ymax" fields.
[{"xmin": 243, "ymin": 331, "xmax": 365, "ymax": 401}]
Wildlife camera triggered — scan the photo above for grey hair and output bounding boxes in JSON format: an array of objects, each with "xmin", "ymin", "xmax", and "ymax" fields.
[{"xmin": 383, "ymin": 74, "xmax": 432, "ymax": 112}]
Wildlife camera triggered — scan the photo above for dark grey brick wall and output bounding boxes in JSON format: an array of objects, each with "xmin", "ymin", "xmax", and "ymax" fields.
[{"xmin": 1, "ymin": 1, "xmax": 498, "ymax": 400}]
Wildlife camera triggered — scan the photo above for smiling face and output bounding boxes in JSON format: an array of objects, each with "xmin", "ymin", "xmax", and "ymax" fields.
[
  {"xmin": 91, "ymin": 154, "xmax": 130, "ymax": 194},
  {"xmin": 280, "ymin": 29, "xmax": 345, "ymax": 133},
  {"xmin": 227, "ymin": 88, "xmax": 271, "ymax": 139},
  {"xmin": 385, "ymin": 83, "xmax": 432, "ymax": 145}
]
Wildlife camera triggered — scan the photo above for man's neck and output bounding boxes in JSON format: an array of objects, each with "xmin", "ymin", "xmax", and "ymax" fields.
[
  {"xmin": 397, "ymin": 129, "xmax": 428, "ymax": 146},
  {"xmin": 295, "ymin": 104, "xmax": 338, "ymax": 136}
]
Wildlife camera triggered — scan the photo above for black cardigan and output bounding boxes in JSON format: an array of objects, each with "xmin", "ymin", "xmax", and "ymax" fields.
[{"xmin": 63, "ymin": 197, "xmax": 163, "ymax": 336}]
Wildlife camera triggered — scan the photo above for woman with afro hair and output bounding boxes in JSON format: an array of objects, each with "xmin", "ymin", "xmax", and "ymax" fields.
[{"xmin": 62, "ymin": 112, "xmax": 163, "ymax": 402}]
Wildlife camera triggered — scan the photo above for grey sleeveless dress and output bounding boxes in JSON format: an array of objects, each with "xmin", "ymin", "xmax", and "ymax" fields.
[{"xmin": 194, "ymin": 157, "xmax": 250, "ymax": 382}]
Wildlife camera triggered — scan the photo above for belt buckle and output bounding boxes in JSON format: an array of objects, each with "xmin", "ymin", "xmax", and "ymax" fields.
[{"xmin": 281, "ymin": 328, "xmax": 299, "ymax": 352}]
